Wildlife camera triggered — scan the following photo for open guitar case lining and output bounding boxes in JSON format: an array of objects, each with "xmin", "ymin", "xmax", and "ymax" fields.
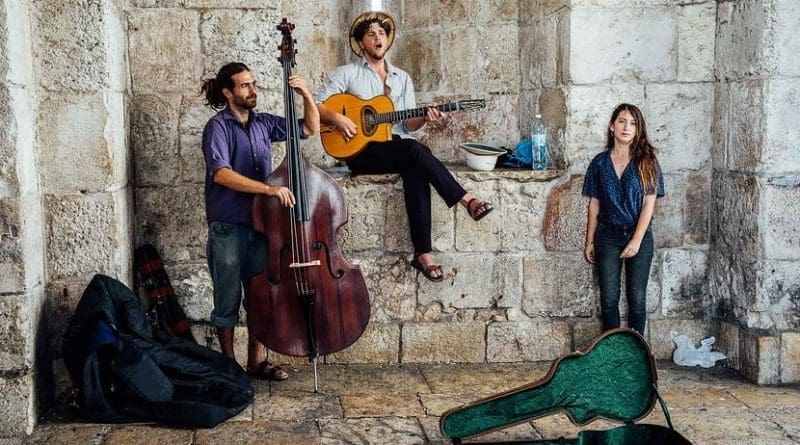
[{"xmin": 439, "ymin": 328, "xmax": 692, "ymax": 445}]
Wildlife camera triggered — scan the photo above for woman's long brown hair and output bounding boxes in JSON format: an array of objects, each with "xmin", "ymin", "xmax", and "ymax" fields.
[{"xmin": 605, "ymin": 103, "xmax": 659, "ymax": 193}]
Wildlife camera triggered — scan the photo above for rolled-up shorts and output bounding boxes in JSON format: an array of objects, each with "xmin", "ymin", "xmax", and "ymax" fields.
[{"xmin": 207, "ymin": 222, "xmax": 266, "ymax": 327}]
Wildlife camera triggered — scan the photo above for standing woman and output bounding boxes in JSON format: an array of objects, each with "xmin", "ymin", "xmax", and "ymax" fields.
[{"xmin": 582, "ymin": 103, "xmax": 665, "ymax": 336}]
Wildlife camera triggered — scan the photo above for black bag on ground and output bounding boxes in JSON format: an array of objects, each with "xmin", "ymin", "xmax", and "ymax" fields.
[{"xmin": 62, "ymin": 274, "xmax": 253, "ymax": 428}]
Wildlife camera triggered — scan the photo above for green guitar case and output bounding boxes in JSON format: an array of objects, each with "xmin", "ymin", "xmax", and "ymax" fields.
[{"xmin": 439, "ymin": 328, "xmax": 692, "ymax": 444}]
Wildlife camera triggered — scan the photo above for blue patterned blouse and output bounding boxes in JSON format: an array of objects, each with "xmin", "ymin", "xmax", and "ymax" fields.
[{"xmin": 581, "ymin": 150, "xmax": 666, "ymax": 227}]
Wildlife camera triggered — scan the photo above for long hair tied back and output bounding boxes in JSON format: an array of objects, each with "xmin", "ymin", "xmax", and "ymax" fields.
[
  {"xmin": 606, "ymin": 103, "xmax": 659, "ymax": 193},
  {"xmin": 201, "ymin": 62, "xmax": 250, "ymax": 110}
]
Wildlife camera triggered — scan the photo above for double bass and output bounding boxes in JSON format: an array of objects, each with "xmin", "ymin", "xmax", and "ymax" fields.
[{"xmin": 248, "ymin": 19, "xmax": 371, "ymax": 390}]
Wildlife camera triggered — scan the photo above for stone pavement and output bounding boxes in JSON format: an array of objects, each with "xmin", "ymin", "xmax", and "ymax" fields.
[{"xmin": 13, "ymin": 362, "xmax": 800, "ymax": 445}]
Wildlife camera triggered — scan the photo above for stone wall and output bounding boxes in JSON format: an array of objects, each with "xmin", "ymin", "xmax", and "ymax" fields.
[{"xmin": 710, "ymin": 0, "xmax": 800, "ymax": 384}]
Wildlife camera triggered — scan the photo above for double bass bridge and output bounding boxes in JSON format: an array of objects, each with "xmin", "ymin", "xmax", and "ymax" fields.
[{"xmin": 289, "ymin": 260, "xmax": 321, "ymax": 269}]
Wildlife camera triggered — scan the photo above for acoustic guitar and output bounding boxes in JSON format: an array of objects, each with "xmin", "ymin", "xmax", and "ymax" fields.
[{"xmin": 320, "ymin": 93, "xmax": 485, "ymax": 160}]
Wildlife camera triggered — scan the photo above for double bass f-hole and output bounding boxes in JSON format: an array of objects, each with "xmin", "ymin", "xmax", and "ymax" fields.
[{"xmin": 247, "ymin": 18, "xmax": 371, "ymax": 392}]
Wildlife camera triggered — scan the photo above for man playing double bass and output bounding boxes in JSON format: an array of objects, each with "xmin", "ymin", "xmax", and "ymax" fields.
[
  {"xmin": 200, "ymin": 62, "xmax": 320, "ymax": 381},
  {"xmin": 314, "ymin": 11, "xmax": 494, "ymax": 282}
]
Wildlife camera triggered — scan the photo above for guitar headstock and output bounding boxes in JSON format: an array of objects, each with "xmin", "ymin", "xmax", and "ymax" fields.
[
  {"xmin": 277, "ymin": 18, "xmax": 297, "ymax": 66},
  {"xmin": 457, "ymin": 99, "xmax": 486, "ymax": 111}
]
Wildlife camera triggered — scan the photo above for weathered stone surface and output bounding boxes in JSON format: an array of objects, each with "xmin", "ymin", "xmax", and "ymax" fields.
[
  {"xmin": 319, "ymin": 417, "xmax": 425, "ymax": 445},
  {"xmin": 130, "ymin": 94, "xmax": 181, "ymax": 187},
  {"xmin": 270, "ymin": 364, "xmax": 429, "ymax": 395},
  {"xmin": 45, "ymin": 280, "xmax": 93, "ymax": 358},
  {"xmin": 714, "ymin": 321, "xmax": 740, "ymax": 371},
  {"xmin": 711, "ymin": 82, "xmax": 729, "ymax": 171},
  {"xmin": 572, "ymin": 321, "xmax": 603, "ymax": 351},
  {"xmin": 741, "ymin": 332, "xmax": 781, "ymax": 385},
  {"xmin": 37, "ymin": 93, "xmax": 121, "ymax": 193},
  {"xmin": 254, "ymin": 391, "xmax": 342, "ymax": 421},
  {"xmin": 685, "ymin": 172, "xmax": 710, "ymax": 245},
  {"xmin": 130, "ymin": 0, "xmax": 181, "ymax": 7},
  {"xmin": 710, "ymin": 172, "xmax": 760, "ymax": 261},
  {"xmin": 326, "ymin": 322, "xmax": 400, "ymax": 364},
  {"xmin": 648, "ymin": 318, "xmax": 709, "ymax": 360},
  {"xmin": 569, "ymin": 7, "xmax": 675, "ymax": 84},
  {"xmin": 169, "ymin": 262, "xmax": 214, "ymax": 322},
  {"xmin": 0, "ymin": 199, "xmax": 24, "ymax": 293},
  {"xmin": 543, "ymin": 175, "xmax": 586, "ymax": 252},
  {"xmin": 751, "ymin": 260, "xmax": 800, "ymax": 331},
  {"xmin": 660, "ymin": 249, "xmax": 707, "ymax": 318},
  {"xmin": 46, "ymin": 194, "xmax": 119, "ymax": 281},
  {"xmin": 32, "ymin": 0, "xmax": 122, "ymax": 91},
  {"xmin": 781, "ymin": 332, "xmax": 800, "ymax": 383},
  {"xmin": 763, "ymin": 79, "xmax": 800, "ymax": 174},
  {"xmin": 522, "ymin": 253, "xmax": 593, "ymax": 317},
  {"xmin": 341, "ymin": 393, "xmax": 425, "ymax": 418},
  {"xmin": 0, "ymin": 296, "xmax": 25, "ymax": 371},
  {"xmin": 565, "ymin": 84, "xmax": 645, "ymax": 168},
  {"xmin": 521, "ymin": 14, "xmax": 560, "ymax": 89},
  {"xmin": 103, "ymin": 425, "xmax": 192, "ymax": 445},
  {"xmin": 486, "ymin": 321, "xmax": 571, "ymax": 362},
  {"xmin": 187, "ymin": 0, "xmax": 279, "ymax": 7},
  {"xmin": 135, "ymin": 186, "xmax": 207, "ymax": 263},
  {"xmin": 715, "ymin": 1, "xmax": 776, "ymax": 79},
  {"xmin": 0, "ymin": 83, "xmax": 19, "ymax": 197},
  {"xmin": 670, "ymin": 407, "xmax": 787, "ymax": 444},
  {"xmin": 392, "ymin": 31, "xmax": 441, "ymax": 93},
  {"xmin": 432, "ymin": 0, "xmax": 517, "ymax": 23},
  {"xmin": 727, "ymin": 81, "xmax": 765, "ymax": 172},
  {"xmin": 177, "ymin": 94, "xmax": 216, "ymax": 184},
  {"xmin": 199, "ymin": 9, "xmax": 282, "ymax": 90},
  {"xmin": 772, "ymin": 0, "xmax": 800, "ymax": 77},
  {"xmin": 479, "ymin": 179, "xmax": 551, "ymax": 253},
  {"xmin": 0, "ymin": 374, "xmax": 31, "ymax": 437},
  {"xmin": 417, "ymin": 253, "xmax": 521, "ymax": 311},
  {"xmin": 402, "ymin": 322, "xmax": 485, "ymax": 363},
  {"xmin": 354, "ymin": 256, "xmax": 415, "ymax": 322},
  {"xmin": 337, "ymin": 182, "xmax": 389, "ymax": 252},
  {"xmin": 644, "ymin": 83, "xmax": 713, "ymax": 172},
  {"xmin": 194, "ymin": 420, "xmax": 319, "ymax": 445},
  {"xmin": 129, "ymin": 9, "xmax": 201, "ymax": 93},
  {"xmin": 441, "ymin": 24, "xmax": 519, "ymax": 94},
  {"xmin": 677, "ymin": 3, "xmax": 715, "ymax": 82},
  {"xmin": 762, "ymin": 177, "xmax": 800, "ymax": 260}
]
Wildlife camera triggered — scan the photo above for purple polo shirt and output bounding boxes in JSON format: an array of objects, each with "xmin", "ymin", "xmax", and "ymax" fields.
[{"xmin": 201, "ymin": 107, "xmax": 305, "ymax": 225}]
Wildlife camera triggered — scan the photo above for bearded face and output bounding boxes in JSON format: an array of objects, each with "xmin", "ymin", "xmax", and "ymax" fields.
[{"xmin": 226, "ymin": 70, "xmax": 258, "ymax": 109}]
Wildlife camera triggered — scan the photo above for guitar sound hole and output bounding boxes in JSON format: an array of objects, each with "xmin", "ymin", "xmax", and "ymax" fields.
[{"xmin": 362, "ymin": 107, "xmax": 377, "ymax": 135}]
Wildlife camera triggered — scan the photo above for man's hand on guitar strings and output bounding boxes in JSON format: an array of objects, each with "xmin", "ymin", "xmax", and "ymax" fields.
[{"xmin": 335, "ymin": 114, "xmax": 358, "ymax": 141}]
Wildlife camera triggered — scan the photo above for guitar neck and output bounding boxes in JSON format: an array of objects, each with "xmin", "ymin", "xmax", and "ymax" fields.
[{"xmin": 373, "ymin": 102, "xmax": 462, "ymax": 125}]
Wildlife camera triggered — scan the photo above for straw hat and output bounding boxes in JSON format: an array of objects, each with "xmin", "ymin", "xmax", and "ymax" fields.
[{"xmin": 349, "ymin": 11, "xmax": 396, "ymax": 58}]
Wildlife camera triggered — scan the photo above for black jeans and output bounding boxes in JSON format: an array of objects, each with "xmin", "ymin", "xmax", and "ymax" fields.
[
  {"xmin": 347, "ymin": 136, "xmax": 467, "ymax": 254},
  {"xmin": 594, "ymin": 222, "xmax": 655, "ymax": 335}
]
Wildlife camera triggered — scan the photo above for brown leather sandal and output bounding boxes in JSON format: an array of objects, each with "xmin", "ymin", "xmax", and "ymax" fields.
[
  {"xmin": 246, "ymin": 361, "xmax": 288, "ymax": 381},
  {"xmin": 467, "ymin": 198, "xmax": 494, "ymax": 221},
  {"xmin": 410, "ymin": 255, "xmax": 444, "ymax": 282}
]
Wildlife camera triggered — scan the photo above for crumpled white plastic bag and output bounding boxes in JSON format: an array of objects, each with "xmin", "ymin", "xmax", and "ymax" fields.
[{"xmin": 672, "ymin": 335, "xmax": 727, "ymax": 368}]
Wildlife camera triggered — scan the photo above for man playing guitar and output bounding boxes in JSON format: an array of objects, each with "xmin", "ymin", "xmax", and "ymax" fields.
[{"xmin": 313, "ymin": 11, "xmax": 494, "ymax": 282}]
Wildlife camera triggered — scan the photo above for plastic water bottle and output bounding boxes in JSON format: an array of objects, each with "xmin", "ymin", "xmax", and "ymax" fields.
[{"xmin": 531, "ymin": 114, "xmax": 548, "ymax": 170}]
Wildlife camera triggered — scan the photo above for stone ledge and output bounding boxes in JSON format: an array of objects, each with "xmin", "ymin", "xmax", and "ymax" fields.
[{"xmin": 325, "ymin": 164, "xmax": 565, "ymax": 183}]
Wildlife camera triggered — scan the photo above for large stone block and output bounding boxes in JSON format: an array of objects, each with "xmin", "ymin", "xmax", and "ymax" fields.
[
  {"xmin": 130, "ymin": 94, "xmax": 181, "ymax": 187},
  {"xmin": 486, "ymin": 321, "xmax": 571, "ymax": 362},
  {"xmin": 441, "ymin": 24, "xmax": 520, "ymax": 94},
  {"xmin": 0, "ymin": 295, "xmax": 25, "ymax": 371},
  {"xmin": 129, "ymin": 9, "xmax": 201, "ymax": 93},
  {"xmin": 343, "ymin": 256, "xmax": 416, "ymax": 323},
  {"xmin": 392, "ymin": 31, "xmax": 441, "ymax": 93},
  {"xmin": 0, "ymin": 374, "xmax": 32, "ymax": 437},
  {"xmin": 572, "ymin": 320, "xmax": 604, "ymax": 351},
  {"xmin": 418, "ymin": 253, "xmax": 521, "ymax": 310},
  {"xmin": 781, "ymin": 332, "xmax": 800, "ymax": 383},
  {"xmin": 522, "ymin": 253, "xmax": 594, "ymax": 317},
  {"xmin": 37, "ymin": 93, "xmax": 126, "ymax": 194},
  {"xmin": 0, "ymin": 199, "xmax": 24, "ymax": 294},
  {"xmin": 676, "ymin": 3, "xmax": 715, "ymax": 82},
  {"xmin": 714, "ymin": 321, "xmax": 740, "ymax": 371},
  {"xmin": 135, "ymin": 186, "xmax": 207, "ymax": 263},
  {"xmin": 685, "ymin": 172, "xmax": 709, "ymax": 245},
  {"xmin": 773, "ymin": 0, "xmax": 800, "ymax": 77},
  {"xmin": 32, "ymin": 0, "xmax": 124, "ymax": 91},
  {"xmin": 660, "ymin": 249, "xmax": 707, "ymax": 318},
  {"xmin": 433, "ymin": 0, "xmax": 517, "ymax": 23},
  {"xmin": 751, "ymin": 260, "xmax": 800, "ymax": 331},
  {"xmin": 45, "ymin": 193, "xmax": 123, "ymax": 281},
  {"xmin": 565, "ymin": 84, "xmax": 645, "ymax": 166},
  {"xmin": 727, "ymin": 81, "xmax": 765, "ymax": 172},
  {"xmin": 336, "ymin": 181, "xmax": 390, "ymax": 252},
  {"xmin": 521, "ymin": 14, "xmax": 560, "ymax": 89},
  {"xmin": 401, "ymin": 322, "xmax": 485, "ymax": 363},
  {"xmin": 170, "ymin": 262, "xmax": 214, "ymax": 322},
  {"xmin": 199, "ymin": 9, "xmax": 282, "ymax": 91},
  {"xmin": 709, "ymin": 172, "xmax": 760, "ymax": 261},
  {"xmin": 708, "ymin": 251, "xmax": 757, "ymax": 323},
  {"xmin": 569, "ymin": 8, "xmax": 675, "ymax": 84},
  {"xmin": 0, "ymin": 83, "xmax": 18, "ymax": 197},
  {"xmin": 650, "ymin": 172, "xmax": 685, "ymax": 248},
  {"xmin": 647, "ymin": 318, "xmax": 709, "ymax": 360},
  {"xmin": 761, "ymin": 177, "xmax": 800, "ymax": 260},
  {"xmin": 741, "ymin": 332, "xmax": 781, "ymax": 385},
  {"xmin": 186, "ymin": 0, "xmax": 279, "ymax": 7},
  {"xmin": 543, "ymin": 175, "xmax": 586, "ymax": 252},
  {"xmin": 711, "ymin": 83, "xmax": 729, "ymax": 171},
  {"xmin": 763, "ymin": 79, "xmax": 800, "ymax": 174},
  {"xmin": 715, "ymin": 1, "xmax": 777, "ymax": 79},
  {"xmin": 327, "ymin": 323, "xmax": 400, "ymax": 364},
  {"xmin": 644, "ymin": 83, "xmax": 713, "ymax": 172}
]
